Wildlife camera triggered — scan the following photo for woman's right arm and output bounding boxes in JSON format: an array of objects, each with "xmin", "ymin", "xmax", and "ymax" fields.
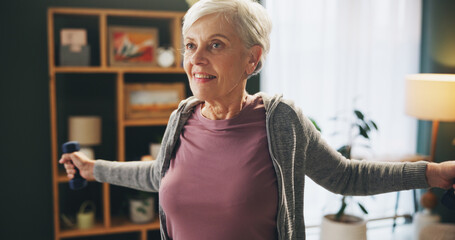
[
  {"xmin": 58, "ymin": 105, "xmax": 184, "ymax": 192},
  {"xmin": 59, "ymin": 152, "xmax": 160, "ymax": 192}
]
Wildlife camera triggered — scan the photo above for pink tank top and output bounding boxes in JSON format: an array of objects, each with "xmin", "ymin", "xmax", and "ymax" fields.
[{"xmin": 160, "ymin": 95, "xmax": 278, "ymax": 240}]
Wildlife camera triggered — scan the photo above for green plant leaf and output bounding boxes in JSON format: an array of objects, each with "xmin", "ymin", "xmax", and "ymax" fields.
[
  {"xmin": 309, "ymin": 117, "xmax": 322, "ymax": 132},
  {"xmin": 335, "ymin": 201, "xmax": 347, "ymax": 221},
  {"xmin": 136, "ymin": 207, "xmax": 147, "ymax": 215},
  {"xmin": 358, "ymin": 203, "xmax": 368, "ymax": 214},
  {"xmin": 358, "ymin": 125, "xmax": 369, "ymax": 139},
  {"xmin": 369, "ymin": 120, "xmax": 378, "ymax": 130},
  {"xmin": 354, "ymin": 110, "xmax": 364, "ymax": 120},
  {"xmin": 337, "ymin": 145, "xmax": 351, "ymax": 158}
]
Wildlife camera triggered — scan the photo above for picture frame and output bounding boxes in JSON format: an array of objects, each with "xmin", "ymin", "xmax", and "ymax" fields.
[
  {"xmin": 124, "ymin": 82, "xmax": 185, "ymax": 119},
  {"xmin": 108, "ymin": 26, "xmax": 159, "ymax": 67}
]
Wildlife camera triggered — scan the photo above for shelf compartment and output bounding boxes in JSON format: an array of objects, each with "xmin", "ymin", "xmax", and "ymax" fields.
[
  {"xmin": 123, "ymin": 126, "xmax": 166, "ymax": 161},
  {"xmin": 52, "ymin": 14, "xmax": 101, "ymax": 67}
]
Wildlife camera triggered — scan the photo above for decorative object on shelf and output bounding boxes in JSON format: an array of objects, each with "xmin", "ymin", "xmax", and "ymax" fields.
[
  {"xmin": 124, "ymin": 82, "xmax": 185, "ymax": 120},
  {"xmin": 129, "ymin": 192, "xmax": 155, "ymax": 224},
  {"xmin": 108, "ymin": 26, "xmax": 159, "ymax": 67},
  {"xmin": 68, "ymin": 116, "xmax": 102, "ymax": 159},
  {"xmin": 157, "ymin": 47, "xmax": 175, "ymax": 68},
  {"xmin": 413, "ymin": 190, "xmax": 441, "ymax": 240},
  {"xmin": 59, "ymin": 28, "xmax": 90, "ymax": 66},
  {"xmin": 77, "ymin": 200, "xmax": 96, "ymax": 229}
]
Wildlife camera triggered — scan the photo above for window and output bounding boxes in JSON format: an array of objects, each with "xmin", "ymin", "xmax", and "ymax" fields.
[{"xmin": 262, "ymin": 0, "xmax": 422, "ymax": 226}]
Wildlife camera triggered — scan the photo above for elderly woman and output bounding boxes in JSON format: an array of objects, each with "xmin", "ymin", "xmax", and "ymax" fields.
[{"xmin": 60, "ymin": 0, "xmax": 455, "ymax": 239}]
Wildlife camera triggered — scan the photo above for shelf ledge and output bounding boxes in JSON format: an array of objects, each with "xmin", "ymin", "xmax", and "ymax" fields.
[
  {"xmin": 124, "ymin": 118, "xmax": 170, "ymax": 127},
  {"xmin": 53, "ymin": 66, "xmax": 186, "ymax": 74},
  {"xmin": 59, "ymin": 217, "xmax": 160, "ymax": 238}
]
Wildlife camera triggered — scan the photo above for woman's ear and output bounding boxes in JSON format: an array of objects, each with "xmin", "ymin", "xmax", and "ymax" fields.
[{"xmin": 246, "ymin": 45, "xmax": 262, "ymax": 75}]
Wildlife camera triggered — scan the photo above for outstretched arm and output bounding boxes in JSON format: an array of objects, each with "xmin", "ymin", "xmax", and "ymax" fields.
[{"xmin": 426, "ymin": 161, "xmax": 455, "ymax": 189}]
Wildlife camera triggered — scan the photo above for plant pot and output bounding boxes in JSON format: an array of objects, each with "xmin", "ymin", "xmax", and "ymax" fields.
[
  {"xmin": 129, "ymin": 197, "xmax": 155, "ymax": 224},
  {"xmin": 320, "ymin": 214, "xmax": 367, "ymax": 240}
]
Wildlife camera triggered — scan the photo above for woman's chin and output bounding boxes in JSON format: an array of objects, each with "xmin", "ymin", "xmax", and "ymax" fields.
[
  {"xmin": 189, "ymin": 85, "xmax": 216, "ymax": 101},
  {"xmin": 193, "ymin": 93, "xmax": 213, "ymax": 102}
]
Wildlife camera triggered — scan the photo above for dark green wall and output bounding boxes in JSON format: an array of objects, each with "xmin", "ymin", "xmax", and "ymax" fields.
[
  {"xmin": 418, "ymin": 0, "xmax": 455, "ymax": 222},
  {"xmin": 5, "ymin": 0, "xmax": 455, "ymax": 239},
  {"xmin": 0, "ymin": 1, "xmax": 259, "ymax": 239},
  {"xmin": 0, "ymin": 1, "xmax": 187, "ymax": 240}
]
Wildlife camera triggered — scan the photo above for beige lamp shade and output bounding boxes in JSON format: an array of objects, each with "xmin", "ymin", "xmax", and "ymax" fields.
[
  {"xmin": 405, "ymin": 74, "xmax": 455, "ymax": 121},
  {"xmin": 69, "ymin": 116, "xmax": 102, "ymax": 146}
]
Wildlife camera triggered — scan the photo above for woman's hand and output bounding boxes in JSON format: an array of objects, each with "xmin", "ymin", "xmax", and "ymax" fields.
[
  {"xmin": 426, "ymin": 161, "xmax": 455, "ymax": 189},
  {"xmin": 59, "ymin": 152, "xmax": 95, "ymax": 181}
]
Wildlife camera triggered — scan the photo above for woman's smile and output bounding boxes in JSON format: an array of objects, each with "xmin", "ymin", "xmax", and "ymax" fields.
[{"xmin": 193, "ymin": 72, "xmax": 217, "ymax": 83}]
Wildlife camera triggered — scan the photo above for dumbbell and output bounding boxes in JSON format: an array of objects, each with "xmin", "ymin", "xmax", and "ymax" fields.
[
  {"xmin": 441, "ymin": 181, "xmax": 455, "ymax": 210},
  {"xmin": 62, "ymin": 141, "xmax": 88, "ymax": 190}
]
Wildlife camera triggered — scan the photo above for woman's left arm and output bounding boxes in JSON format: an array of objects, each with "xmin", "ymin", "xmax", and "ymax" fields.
[
  {"xmin": 276, "ymin": 102, "xmax": 428, "ymax": 195},
  {"xmin": 426, "ymin": 161, "xmax": 455, "ymax": 189}
]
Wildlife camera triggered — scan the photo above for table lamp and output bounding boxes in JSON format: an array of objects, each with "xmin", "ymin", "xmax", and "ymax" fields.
[
  {"xmin": 406, "ymin": 73, "xmax": 455, "ymax": 236},
  {"xmin": 405, "ymin": 73, "xmax": 455, "ymax": 162},
  {"xmin": 68, "ymin": 116, "xmax": 102, "ymax": 159}
]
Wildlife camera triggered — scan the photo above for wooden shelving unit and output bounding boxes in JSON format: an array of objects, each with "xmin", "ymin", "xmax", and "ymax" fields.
[{"xmin": 48, "ymin": 7, "xmax": 186, "ymax": 240}]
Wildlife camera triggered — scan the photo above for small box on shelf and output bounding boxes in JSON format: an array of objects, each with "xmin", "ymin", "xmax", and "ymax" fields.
[
  {"xmin": 60, "ymin": 45, "xmax": 90, "ymax": 66},
  {"xmin": 59, "ymin": 28, "xmax": 91, "ymax": 66}
]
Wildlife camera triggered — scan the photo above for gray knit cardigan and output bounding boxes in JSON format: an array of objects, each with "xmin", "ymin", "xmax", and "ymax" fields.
[{"xmin": 94, "ymin": 92, "xmax": 429, "ymax": 240}]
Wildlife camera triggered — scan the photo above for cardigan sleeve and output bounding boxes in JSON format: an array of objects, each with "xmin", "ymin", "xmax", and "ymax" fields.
[
  {"xmin": 94, "ymin": 160, "xmax": 160, "ymax": 192},
  {"xmin": 304, "ymin": 128, "xmax": 429, "ymax": 195},
  {"xmin": 269, "ymin": 101, "xmax": 429, "ymax": 196},
  {"xmin": 93, "ymin": 109, "xmax": 180, "ymax": 192}
]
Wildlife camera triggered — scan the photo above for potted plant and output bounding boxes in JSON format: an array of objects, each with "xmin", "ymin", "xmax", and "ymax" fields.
[
  {"xmin": 320, "ymin": 108, "xmax": 378, "ymax": 240},
  {"xmin": 129, "ymin": 191, "xmax": 155, "ymax": 224}
]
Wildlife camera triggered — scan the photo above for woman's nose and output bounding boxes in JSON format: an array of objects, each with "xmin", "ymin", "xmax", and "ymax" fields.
[{"xmin": 190, "ymin": 47, "xmax": 208, "ymax": 65}]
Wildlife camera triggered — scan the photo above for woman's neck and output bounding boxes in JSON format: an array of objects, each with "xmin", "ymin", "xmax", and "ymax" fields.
[{"xmin": 201, "ymin": 91, "xmax": 249, "ymax": 120}]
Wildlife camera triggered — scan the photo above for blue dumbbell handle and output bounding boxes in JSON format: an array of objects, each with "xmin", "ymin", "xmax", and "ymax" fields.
[
  {"xmin": 62, "ymin": 141, "xmax": 87, "ymax": 190},
  {"xmin": 441, "ymin": 180, "xmax": 455, "ymax": 210}
]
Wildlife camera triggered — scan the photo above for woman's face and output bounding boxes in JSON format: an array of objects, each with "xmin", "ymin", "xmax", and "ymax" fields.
[{"xmin": 183, "ymin": 14, "xmax": 256, "ymax": 103}]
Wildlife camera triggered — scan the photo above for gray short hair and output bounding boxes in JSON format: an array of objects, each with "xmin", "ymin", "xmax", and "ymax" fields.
[{"xmin": 183, "ymin": 0, "xmax": 272, "ymax": 76}]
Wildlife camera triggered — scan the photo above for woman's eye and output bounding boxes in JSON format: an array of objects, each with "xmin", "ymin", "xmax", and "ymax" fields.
[
  {"xmin": 185, "ymin": 43, "xmax": 195, "ymax": 50},
  {"xmin": 211, "ymin": 42, "xmax": 221, "ymax": 49}
]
